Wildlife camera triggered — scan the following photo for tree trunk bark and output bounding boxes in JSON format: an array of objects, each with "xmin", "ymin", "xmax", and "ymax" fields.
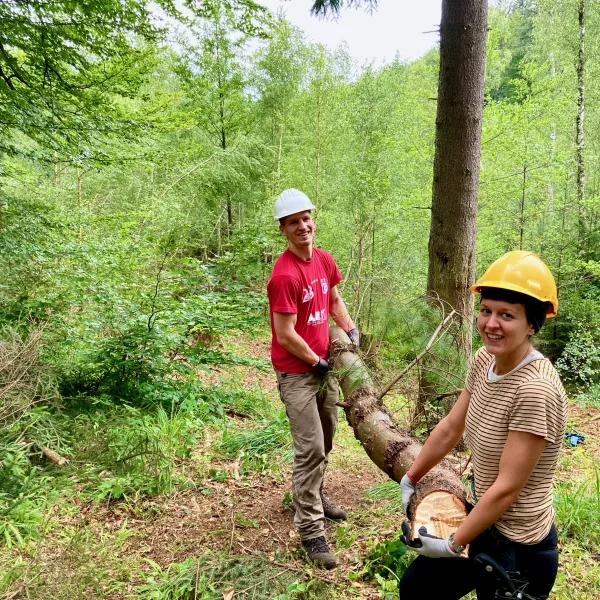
[
  {"xmin": 576, "ymin": 0, "xmax": 586, "ymax": 250},
  {"xmin": 427, "ymin": 0, "xmax": 488, "ymax": 358},
  {"xmin": 329, "ymin": 326, "xmax": 467, "ymax": 538}
]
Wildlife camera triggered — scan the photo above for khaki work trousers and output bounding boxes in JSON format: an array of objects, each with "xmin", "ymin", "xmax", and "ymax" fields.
[{"xmin": 275, "ymin": 370, "xmax": 339, "ymax": 541}]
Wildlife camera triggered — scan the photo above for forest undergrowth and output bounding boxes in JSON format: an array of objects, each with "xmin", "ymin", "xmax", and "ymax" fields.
[
  {"xmin": 2, "ymin": 1, "xmax": 600, "ymax": 597},
  {"xmin": 1, "ymin": 329, "xmax": 599, "ymax": 600}
]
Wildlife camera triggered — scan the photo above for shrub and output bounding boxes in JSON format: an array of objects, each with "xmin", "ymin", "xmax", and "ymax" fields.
[
  {"xmin": 0, "ymin": 328, "xmax": 58, "ymax": 434},
  {"xmin": 556, "ymin": 324, "xmax": 600, "ymax": 387}
]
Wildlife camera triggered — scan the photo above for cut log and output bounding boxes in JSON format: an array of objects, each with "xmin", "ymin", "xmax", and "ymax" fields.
[{"xmin": 329, "ymin": 326, "xmax": 468, "ymax": 541}]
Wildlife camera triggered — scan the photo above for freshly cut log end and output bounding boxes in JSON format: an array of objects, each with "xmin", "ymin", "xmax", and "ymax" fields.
[{"xmin": 411, "ymin": 491, "xmax": 468, "ymax": 556}]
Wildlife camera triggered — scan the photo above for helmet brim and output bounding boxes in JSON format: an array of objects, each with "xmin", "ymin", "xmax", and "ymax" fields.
[{"xmin": 470, "ymin": 281, "xmax": 558, "ymax": 317}]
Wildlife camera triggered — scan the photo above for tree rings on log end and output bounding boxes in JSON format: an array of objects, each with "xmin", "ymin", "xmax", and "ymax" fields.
[{"xmin": 411, "ymin": 491, "xmax": 468, "ymax": 557}]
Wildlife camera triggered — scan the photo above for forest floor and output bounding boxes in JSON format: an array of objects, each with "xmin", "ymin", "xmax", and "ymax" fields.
[{"xmin": 1, "ymin": 335, "xmax": 600, "ymax": 600}]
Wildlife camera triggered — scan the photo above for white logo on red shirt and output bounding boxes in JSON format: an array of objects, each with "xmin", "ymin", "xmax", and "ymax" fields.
[
  {"xmin": 307, "ymin": 309, "xmax": 326, "ymax": 325},
  {"xmin": 320, "ymin": 278, "xmax": 328, "ymax": 294},
  {"xmin": 302, "ymin": 285, "xmax": 314, "ymax": 303}
]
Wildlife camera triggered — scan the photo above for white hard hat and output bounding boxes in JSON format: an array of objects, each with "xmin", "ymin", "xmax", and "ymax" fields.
[{"xmin": 274, "ymin": 189, "xmax": 316, "ymax": 221}]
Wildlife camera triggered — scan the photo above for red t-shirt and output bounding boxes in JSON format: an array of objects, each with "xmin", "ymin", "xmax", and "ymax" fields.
[{"xmin": 267, "ymin": 248, "xmax": 343, "ymax": 373}]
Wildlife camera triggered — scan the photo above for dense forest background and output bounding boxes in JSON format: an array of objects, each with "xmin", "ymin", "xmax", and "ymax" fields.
[{"xmin": 1, "ymin": 0, "xmax": 600, "ymax": 598}]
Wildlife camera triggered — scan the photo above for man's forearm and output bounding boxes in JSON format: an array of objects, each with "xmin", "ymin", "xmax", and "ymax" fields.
[
  {"xmin": 277, "ymin": 330, "xmax": 319, "ymax": 366},
  {"xmin": 330, "ymin": 296, "xmax": 354, "ymax": 332}
]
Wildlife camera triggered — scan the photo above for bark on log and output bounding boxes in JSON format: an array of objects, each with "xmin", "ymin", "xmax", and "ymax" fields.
[{"xmin": 329, "ymin": 326, "xmax": 467, "ymax": 539}]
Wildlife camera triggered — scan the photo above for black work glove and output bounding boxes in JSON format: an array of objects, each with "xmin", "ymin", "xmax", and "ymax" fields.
[
  {"xmin": 313, "ymin": 358, "xmax": 332, "ymax": 373},
  {"xmin": 347, "ymin": 328, "xmax": 359, "ymax": 347}
]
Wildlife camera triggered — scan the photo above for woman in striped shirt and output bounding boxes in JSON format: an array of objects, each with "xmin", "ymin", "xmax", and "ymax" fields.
[{"xmin": 399, "ymin": 251, "xmax": 567, "ymax": 600}]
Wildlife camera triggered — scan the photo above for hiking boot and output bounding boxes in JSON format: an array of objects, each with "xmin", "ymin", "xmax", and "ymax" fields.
[
  {"xmin": 321, "ymin": 491, "xmax": 347, "ymax": 521},
  {"xmin": 301, "ymin": 536, "xmax": 337, "ymax": 570}
]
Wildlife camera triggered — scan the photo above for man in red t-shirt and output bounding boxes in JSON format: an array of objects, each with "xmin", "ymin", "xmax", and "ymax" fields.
[{"xmin": 267, "ymin": 189, "xmax": 359, "ymax": 570}]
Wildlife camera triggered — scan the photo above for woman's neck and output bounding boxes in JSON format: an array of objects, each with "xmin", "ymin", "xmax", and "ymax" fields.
[{"xmin": 493, "ymin": 342, "xmax": 535, "ymax": 375}]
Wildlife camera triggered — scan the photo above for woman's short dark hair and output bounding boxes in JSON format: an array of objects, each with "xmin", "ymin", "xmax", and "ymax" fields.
[{"xmin": 479, "ymin": 287, "xmax": 548, "ymax": 334}]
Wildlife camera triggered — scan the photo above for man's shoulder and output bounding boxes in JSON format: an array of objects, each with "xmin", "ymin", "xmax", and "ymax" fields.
[
  {"xmin": 313, "ymin": 247, "xmax": 338, "ymax": 269},
  {"xmin": 270, "ymin": 250, "xmax": 297, "ymax": 275},
  {"xmin": 268, "ymin": 252, "xmax": 299, "ymax": 290},
  {"xmin": 314, "ymin": 247, "xmax": 335, "ymax": 260}
]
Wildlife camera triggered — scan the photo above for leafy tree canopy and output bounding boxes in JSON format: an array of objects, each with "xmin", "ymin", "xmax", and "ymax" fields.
[{"xmin": 0, "ymin": 0, "xmax": 268, "ymax": 162}]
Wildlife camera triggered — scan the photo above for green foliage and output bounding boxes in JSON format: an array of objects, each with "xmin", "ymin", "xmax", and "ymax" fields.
[
  {"xmin": 135, "ymin": 554, "xmax": 316, "ymax": 600},
  {"xmin": 572, "ymin": 384, "xmax": 600, "ymax": 409},
  {"xmin": 363, "ymin": 480, "xmax": 403, "ymax": 512},
  {"xmin": 0, "ymin": 0, "xmax": 268, "ymax": 162},
  {"xmin": 219, "ymin": 411, "xmax": 292, "ymax": 471},
  {"xmin": 282, "ymin": 491, "xmax": 294, "ymax": 512},
  {"xmin": 0, "ymin": 444, "xmax": 50, "ymax": 547},
  {"xmin": 556, "ymin": 323, "xmax": 600, "ymax": 386},
  {"xmin": 1, "ymin": 2, "xmax": 600, "ymax": 597},
  {"xmin": 74, "ymin": 404, "xmax": 202, "ymax": 500},
  {"xmin": 361, "ymin": 532, "xmax": 410, "ymax": 598}
]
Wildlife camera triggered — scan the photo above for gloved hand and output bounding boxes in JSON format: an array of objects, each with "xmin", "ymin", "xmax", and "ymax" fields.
[
  {"xmin": 313, "ymin": 358, "xmax": 332, "ymax": 373},
  {"xmin": 400, "ymin": 473, "xmax": 416, "ymax": 516},
  {"xmin": 347, "ymin": 328, "xmax": 359, "ymax": 347},
  {"xmin": 402, "ymin": 524, "xmax": 462, "ymax": 559}
]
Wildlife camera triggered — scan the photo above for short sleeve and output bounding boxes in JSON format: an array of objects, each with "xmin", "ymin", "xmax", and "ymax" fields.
[
  {"xmin": 267, "ymin": 274, "xmax": 301, "ymax": 314},
  {"xmin": 330, "ymin": 260, "xmax": 342, "ymax": 288},
  {"xmin": 465, "ymin": 347, "xmax": 487, "ymax": 393},
  {"xmin": 319, "ymin": 250, "xmax": 342, "ymax": 288},
  {"xmin": 508, "ymin": 380, "xmax": 564, "ymax": 443}
]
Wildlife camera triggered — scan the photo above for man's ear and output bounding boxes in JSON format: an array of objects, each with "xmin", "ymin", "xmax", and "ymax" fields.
[{"xmin": 279, "ymin": 224, "xmax": 286, "ymax": 237}]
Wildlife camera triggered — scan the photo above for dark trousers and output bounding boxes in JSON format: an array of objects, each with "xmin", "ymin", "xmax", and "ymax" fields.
[{"xmin": 400, "ymin": 524, "xmax": 558, "ymax": 599}]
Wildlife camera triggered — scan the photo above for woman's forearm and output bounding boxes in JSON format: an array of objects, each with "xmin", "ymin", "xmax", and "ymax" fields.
[
  {"xmin": 453, "ymin": 483, "xmax": 519, "ymax": 546},
  {"xmin": 408, "ymin": 417, "xmax": 464, "ymax": 481}
]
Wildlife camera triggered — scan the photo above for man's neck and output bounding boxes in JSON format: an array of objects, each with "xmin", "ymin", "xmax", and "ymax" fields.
[{"xmin": 288, "ymin": 243, "xmax": 313, "ymax": 261}]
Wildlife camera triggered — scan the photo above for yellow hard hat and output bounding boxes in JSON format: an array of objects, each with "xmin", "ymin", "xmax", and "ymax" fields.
[{"xmin": 470, "ymin": 251, "xmax": 558, "ymax": 317}]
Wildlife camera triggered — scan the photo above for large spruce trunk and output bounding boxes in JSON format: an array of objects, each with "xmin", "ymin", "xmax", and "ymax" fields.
[
  {"xmin": 330, "ymin": 327, "xmax": 467, "ymax": 539},
  {"xmin": 427, "ymin": 0, "xmax": 488, "ymax": 358}
]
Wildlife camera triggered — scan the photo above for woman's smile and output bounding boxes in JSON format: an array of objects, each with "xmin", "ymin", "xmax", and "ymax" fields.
[{"xmin": 477, "ymin": 298, "xmax": 535, "ymax": 373}]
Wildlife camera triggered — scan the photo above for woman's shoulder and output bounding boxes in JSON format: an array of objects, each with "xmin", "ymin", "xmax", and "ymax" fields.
[
  {"xmin": 471, "ymin": 346, "xmax": 494, "ymax": 369},
  {"xmin": 521, "ymin": 356, "xmax": 562, "ymax": 382},
  {"xmin": 516, "ymin": 358, "xmax": 568, "ymax": 402}
]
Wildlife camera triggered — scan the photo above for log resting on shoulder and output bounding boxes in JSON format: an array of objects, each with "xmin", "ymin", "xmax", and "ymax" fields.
[{"xmin": 329, "ymin": 326, "xmax": 467, "ymax": 540}]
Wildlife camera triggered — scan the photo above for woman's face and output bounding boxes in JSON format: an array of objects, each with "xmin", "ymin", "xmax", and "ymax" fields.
[{"xmin": 477, "ymin": 298, "xmax": 535, "ymax": 359}]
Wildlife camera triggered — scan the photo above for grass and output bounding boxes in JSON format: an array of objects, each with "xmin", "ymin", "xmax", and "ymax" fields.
[
  {"xmin": 363, "ymin": 480, "xmax": 403, "ymax": 512},
  {"xmin": 555, "ymin": 467, "xmax": 600, "ymax": 552},
  {"xmin": 0, "ymin": 525, "xmax": 138, "ymax": 599}
]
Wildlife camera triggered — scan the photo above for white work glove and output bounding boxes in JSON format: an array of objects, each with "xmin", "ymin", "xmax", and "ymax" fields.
[
  {"xmin": 404, "ymin": 525, "xmax": 462, "ymax": 559},
  {"xmin": 400, "ymin": 473, "xmax": 416, "ymax": 516}
]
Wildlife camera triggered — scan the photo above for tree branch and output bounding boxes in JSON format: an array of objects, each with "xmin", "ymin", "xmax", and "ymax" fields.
[{"xmin": 378, "ymin": 309, "xmax": 457, "ymax": 399}]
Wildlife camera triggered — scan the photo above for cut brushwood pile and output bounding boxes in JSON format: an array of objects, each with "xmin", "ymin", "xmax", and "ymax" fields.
[{"xmin": 329, "ymin": 326, "xmax": 468, "ymax": 541}]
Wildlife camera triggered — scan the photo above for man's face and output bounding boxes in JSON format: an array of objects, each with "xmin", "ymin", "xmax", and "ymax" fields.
[{"xmin": 279, "ymin": 210, "xmax": 315, "ymax": 250}]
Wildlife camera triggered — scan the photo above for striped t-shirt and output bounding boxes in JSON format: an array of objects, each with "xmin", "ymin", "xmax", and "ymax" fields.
[{"xmin": 465, "ymin": 347, "xmax": 568, "ymax": 544}]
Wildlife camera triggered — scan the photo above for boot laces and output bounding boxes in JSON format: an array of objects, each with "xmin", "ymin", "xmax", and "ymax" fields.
[{"xmin": 305, "ymin": 536, "xmax": 331, "ymax": 554}]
